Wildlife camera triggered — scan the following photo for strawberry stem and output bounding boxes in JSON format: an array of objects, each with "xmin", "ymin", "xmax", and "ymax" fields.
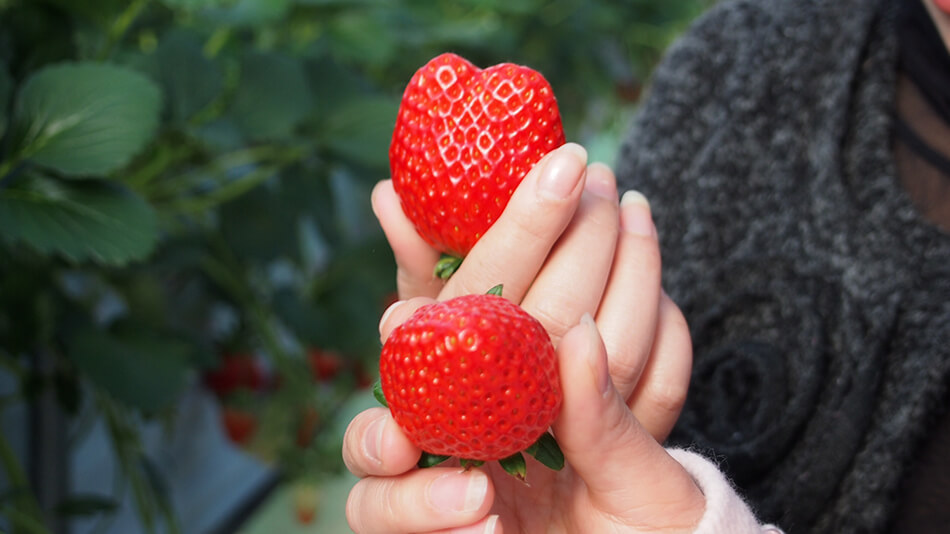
[{"xmin": 434, "ymin": 254, "xmax": 463, "ymax": 279}]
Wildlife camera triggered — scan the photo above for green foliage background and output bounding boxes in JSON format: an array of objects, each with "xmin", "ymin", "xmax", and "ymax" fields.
[{"xmin": 0, "ymin": 0, "xmax": 711, "ymax": 531}]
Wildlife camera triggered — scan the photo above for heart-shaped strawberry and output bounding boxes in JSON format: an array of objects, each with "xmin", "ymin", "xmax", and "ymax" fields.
[{"xmin": 389, "ymin": 53, "xmax": 565, "ymax": 261}]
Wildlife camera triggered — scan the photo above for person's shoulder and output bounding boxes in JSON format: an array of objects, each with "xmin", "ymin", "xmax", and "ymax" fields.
[{"xmin": 677, "ymin": 0, "xmax": 850, "ymax": 52}]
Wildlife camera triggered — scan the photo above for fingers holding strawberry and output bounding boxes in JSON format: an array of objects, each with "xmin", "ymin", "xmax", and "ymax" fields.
[
  {"xmin": 346, "ymin": 460, "xmax": 495, "ymax": 534},
  {"xmin": 348, "ymin": 52, "xmax": 705, "ymax": 532},
  {"xmin": 377, "ymin": 51, "xmax": 689, "ymax": 443},
  {"xmin": 343, "ymin": 305, "xmax": 705, "ymax": 533},
  {"xmin": 516, "ymin": 161, "xmax": 620, "ymax": 344},
  {"xmin": 373, "ymin": 141, "xmax": 590, "ymax": 303}
]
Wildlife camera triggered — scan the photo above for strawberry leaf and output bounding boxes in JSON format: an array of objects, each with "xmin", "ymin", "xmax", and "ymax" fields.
[
  {"xmin": 486, "ymin": 284, "xmax": 503, "ymax": 297},
  {"xmin": 372, "ymin": 380, "xmax": 388, "ymax": 408},
  {"xmin": 417, "ymin": 452, "xmax": 451, "ymax": 468},
  {"xmin": 434, "ymin": 254, "xmax": 463, "ymax": 279},
  {"xmin": 525, "ymin": 433, "xmax": 564, "ymax": 471},
  {"xmin": 499, "ymin": 452, "xmax": 527, "ymax": 481}
]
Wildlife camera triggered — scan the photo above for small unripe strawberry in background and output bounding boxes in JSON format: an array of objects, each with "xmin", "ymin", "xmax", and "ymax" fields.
[
  {"xmin": 390, "ymin": 53, "xmax": 565, "ymax": 270},
  {"xmin": 378, "ymin": 287, "xmax": 562, "ymax": 476}
]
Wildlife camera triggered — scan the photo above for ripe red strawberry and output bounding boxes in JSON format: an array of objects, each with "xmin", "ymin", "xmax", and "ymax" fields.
[
  {"xmin": 306, "ymin": 348, "xmax": 344, "ymax": 382},
  {"xmin": 292, "ymin": 483, "xmax": 320, "ymax": 525},
  {"xmin": 204, "ymin": 353, "xmax": 268, "ymax": 398},
  {"xmin": 390, "ymin": 53, "xmax": 565, "ymax": 260},
  {"xmin": 220, "ymin": 406, "xmax": 257, "ymax": 446},
  {"xmin": 379, "ymin": 292, "xmax": 561, "ymax": 463}
]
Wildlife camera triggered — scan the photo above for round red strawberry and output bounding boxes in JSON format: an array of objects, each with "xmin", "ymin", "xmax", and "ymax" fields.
[
  {"xmin": 390, "ymin": 53, "xmax": 565, "ymax": 260},
  {"xmin": 379, "ymin": 292, "xmax": 561, "ymax": 462}
]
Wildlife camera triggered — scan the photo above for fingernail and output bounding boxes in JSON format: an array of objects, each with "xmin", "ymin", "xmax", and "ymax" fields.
[
  {"xmin": 485, "ymin": 515, "xmax": 500, "ymax": 533},
  {"xmin": 581, "ymin": 313, "xmax": 611, "ymax": 396},
  {"xmin": 584, "ymin": 162, "xmax": 618, "ymax": 201},
  {"xmin": 620, "ymin": 190, "xmax": 656, "ymax": 238},
  {"xmin": 379, "ymin": 300, "xmax": 405, "ymax": 340},
  {"xmin": 370, "ymin": 181, "xmax": 388, "ymax": 218},
  {"xmin": 537, "ymin": 143, "xmax": 587, "ymax": 200},
  {"xmin": 428, "ymin": 471, "xmax": 488, "ymax": 513},
  {"xmin": 363, "ymin": 416, "xmax": 386, "ymax": 466}
]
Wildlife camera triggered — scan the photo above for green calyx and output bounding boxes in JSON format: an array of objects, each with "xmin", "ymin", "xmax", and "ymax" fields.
[
  {"xmin": 372, "ymin": 380, "xmax": 564, "ymax": 479},
  {"xmin": 434, "ymin": 254, "xmax": 463, "ymax": 279}
]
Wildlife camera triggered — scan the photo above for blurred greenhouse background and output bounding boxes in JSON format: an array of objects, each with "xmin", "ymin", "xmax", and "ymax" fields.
[{"xmin": 0, "ymin": 0, "xmax": 712, "ymax": 532}]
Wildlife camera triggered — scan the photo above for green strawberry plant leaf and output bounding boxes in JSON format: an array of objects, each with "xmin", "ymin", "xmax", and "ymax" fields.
[
  {"xmin": 0, "ymin": 173, "xmax": 158, "ymax": 265},
  {"xmin": 209, "ymin": 0, "xmax": 293, "ymax": 26},
  {"xmin": 158, "ymin": 0, "xmax": 229, "ymax": 9},
  {"xmin": 8, "ymin": 61, "xmax": 161, "ymax": 177},
  {"xmin": 231, "ymin": 51, "xmax": 312, "ymax": 140},
  {"xmin": 154, "ymin": 30, "xmax": 224, "ymax": 123},
  {"xmin": 0, "ymin": 62, "xmax": 13, "ymax": 140},
  {"xmin": 486, "ymin": 284, "xmax": 504, "ymax": 296},
  {"xmin": 68, "ymin": 326, "xmax": 191, "ymax": 414},
  {"xmin": 525, "ymin": 432, "xmax": 564, "ymax": 471},
  {"xmin": 320, "ymin": 96, "xmax": 398, "ymax": 168},
  {"xmin": 499, "ymin": 452, "xmax": 527, "ymax": 481}
]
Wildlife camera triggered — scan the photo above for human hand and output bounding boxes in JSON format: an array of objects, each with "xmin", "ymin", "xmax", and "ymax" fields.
[
  {"xmin": 370, "ymin": 143, "xmax": 692, "ymax": 441},
  {"xmin": 344, "ymin": 145, "xmax": 704, "ymax": 532},
  {"xmin": 343, "ymin": 303, "xmax": 705, "ymax": 533}
]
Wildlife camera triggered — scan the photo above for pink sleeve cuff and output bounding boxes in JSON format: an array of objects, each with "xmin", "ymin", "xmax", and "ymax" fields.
[{"xmin": 667, "ymin": 448, "xmax": 784, "ymax": 534}]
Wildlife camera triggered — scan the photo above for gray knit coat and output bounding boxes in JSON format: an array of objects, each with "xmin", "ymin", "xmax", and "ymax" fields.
[{"xmin": 615, "ymin": 0, "xmax": 950, "ymax": 532}]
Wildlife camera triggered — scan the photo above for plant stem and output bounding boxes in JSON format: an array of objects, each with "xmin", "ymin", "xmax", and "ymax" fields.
[
  {"xmin": 200, "ymin": 244, "xmax": 310, "ymax": 395},
  {"xmin": 95, "ymin": 392, "xmax": 181, "ymax": 534},
  {"xmin": 0, "ymin": 505, "xmax": 51, "ymax": 534},
  {"xmin": 0, "ymin": 431, "xmax": 47, "ymax": 533},
  {"xmin": 0, "ymin": 156, "xmax": 22, "ymax": 183},
  {"xmin": 97, "ymin": 0, "xmax": 151, "ymax": 61},
  {"xmin": 165, "ymin": 164, "xmax": 279, "ymax": 215}
]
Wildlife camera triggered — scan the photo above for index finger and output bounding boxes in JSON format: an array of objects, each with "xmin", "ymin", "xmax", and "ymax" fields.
[{"xmin": 441, "ymin": 143, "xmax": 588, "ymax": 301}]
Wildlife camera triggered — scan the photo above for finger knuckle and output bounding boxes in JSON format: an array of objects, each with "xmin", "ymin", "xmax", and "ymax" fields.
[
  {"xmin": 530, "ymin": 302, "xmax": 580, "ymax": 341},
  {"xmin": 647, "ymin": 379, "xmax": 689, "ymax": 419}
]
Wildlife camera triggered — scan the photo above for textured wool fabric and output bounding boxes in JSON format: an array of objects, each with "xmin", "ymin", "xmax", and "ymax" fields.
[{"xmin": 615, "ymin": 0, "xmax": 950, "ymax": 533}]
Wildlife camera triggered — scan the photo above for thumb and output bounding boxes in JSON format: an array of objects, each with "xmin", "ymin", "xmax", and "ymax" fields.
[{"xmin": 552, "ymin": 314, "xmax": 705, "ymax": 531}]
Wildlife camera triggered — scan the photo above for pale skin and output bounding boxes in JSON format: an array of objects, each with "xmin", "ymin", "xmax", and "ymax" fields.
[
  {"xmin": 342, "ymin": 3, "xmax": 950, "ymax": 532},
  {"xmin": 926, "ymin": 0, "xmax": 950, "ymax": 47},
  {"xmin": 343, "ymin": 143, "xmax": 705, "ymax": 533}
]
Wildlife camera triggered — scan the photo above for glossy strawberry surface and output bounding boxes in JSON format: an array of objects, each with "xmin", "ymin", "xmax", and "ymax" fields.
[
  {"xmin": 379, "ymin": 294, "xmax": 561, "ymax": 461},
  {"xmin": 390, "ymin": 53, "xmax": 565, "ymax": 258}
]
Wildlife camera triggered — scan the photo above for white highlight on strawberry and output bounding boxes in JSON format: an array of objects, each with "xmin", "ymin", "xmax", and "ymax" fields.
[{"xmin": 435, "ymin": 65, "xmax": 458, "ymax": 91}]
